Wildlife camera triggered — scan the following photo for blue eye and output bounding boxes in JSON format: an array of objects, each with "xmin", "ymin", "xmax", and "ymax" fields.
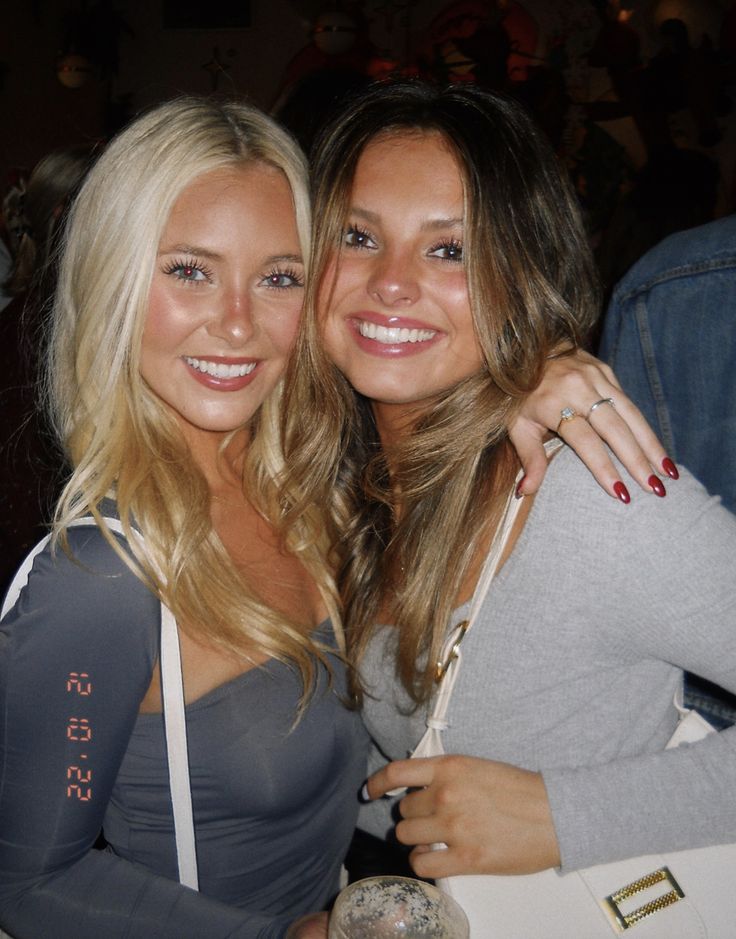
[
  {"xmin": 163, "ymin": 258, "xmax": 212, "ymax": 283},
  {"xmin": 428, "ymin": 240, "xmax": 463, "ymax": 262},
  {"xmin": 343, "ymin": 226, "xmax": 376, "ymax": 249},
  {"xmin": 261, "ymin": 268, "xmax": 304, "ymax": 289}
]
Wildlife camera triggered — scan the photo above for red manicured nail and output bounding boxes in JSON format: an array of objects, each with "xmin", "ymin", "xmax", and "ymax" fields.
[
  {"xmin": 662, "ymin": 457, "xmax": 679, "ymax": 480},
  {"xmin": 649, "ymin": 475, "xmax": 666, "ymax": 497},
  {"xmin": 515, "ymin": 476, "xmax": 526, "ymax": 499},
  {"xmin": 613, "ymin": 481, "xmax": 630, "ymax": 504}
]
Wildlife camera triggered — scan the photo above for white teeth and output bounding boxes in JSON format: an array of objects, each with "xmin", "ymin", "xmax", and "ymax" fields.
[
  {"xmin": 358, "ymin": 321, "xmax": 436, "ymax": 344},
  {"xmin": 184, "ymin": 356, "xmax": 256, "ymax": 379}
]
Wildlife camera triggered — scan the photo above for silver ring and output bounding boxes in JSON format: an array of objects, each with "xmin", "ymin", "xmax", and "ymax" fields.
[
  {"xmin": 587, "ymin": 397, "xmax": 615, "ymax": 419},
  {"xmin": 556, "ymin": 406, "xmax": 578, "ymax": 434}
]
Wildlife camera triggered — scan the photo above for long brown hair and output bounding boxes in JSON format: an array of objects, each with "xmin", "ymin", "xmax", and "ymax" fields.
[{"xmin": 283, "ymin": 81, "xmax": 599, "ymax": 704}]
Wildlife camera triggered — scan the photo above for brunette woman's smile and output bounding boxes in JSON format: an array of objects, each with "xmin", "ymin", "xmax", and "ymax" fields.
[
  {"xmin": 322, "ymin": 132, "xmax": 483, "ymax": 420},
  {"xmin": 350, "ymin": 312, "xmax": 440, "ymax": 356}
]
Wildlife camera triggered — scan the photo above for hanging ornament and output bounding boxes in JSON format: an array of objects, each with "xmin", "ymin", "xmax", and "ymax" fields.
[
  {"xmin": 56, "ymin": 53, "xmax": 94, "ymax": 88},
  {"xmin": 313, "ymin": 11, "xmax": 358, "ymax": 56},
  {"xmin": 202, "ymin": 47, "xmax": 234, "ymax": 92}
]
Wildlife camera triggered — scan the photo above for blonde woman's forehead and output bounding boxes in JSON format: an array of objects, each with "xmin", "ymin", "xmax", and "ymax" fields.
[{"xmin": 159, "ymin": 164, "xmax": 301, "ymax": 260}]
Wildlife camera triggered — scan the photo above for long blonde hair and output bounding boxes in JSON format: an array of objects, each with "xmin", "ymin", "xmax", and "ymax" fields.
[
  {"xmin": 49, "ymin": 96, "xmax": 339, "ymax": 696},
  {"xmin": 283, "ymin": 81, "xmax": 599, "ymax": 704}
]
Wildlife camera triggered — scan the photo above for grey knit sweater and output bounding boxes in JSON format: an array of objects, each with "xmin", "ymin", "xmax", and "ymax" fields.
[{"xmin": 358, "ymin": 446, "xmax": 736, "ymax": 872}]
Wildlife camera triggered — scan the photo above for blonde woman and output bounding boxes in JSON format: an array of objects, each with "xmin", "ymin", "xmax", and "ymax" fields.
[
  {"xmin": 0, "ymin": 97, "xmax": 366, "ymax": 939},
  {"xmin": 283, "ymin": 79, "xmax": 736, "ymax": 927},
  {"xmin": 0, "ymin": 94, "xmax": 673, "ymax": 938}
]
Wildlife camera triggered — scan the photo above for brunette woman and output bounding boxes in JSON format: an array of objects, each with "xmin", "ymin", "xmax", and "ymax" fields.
[{"xmin": 284, "ymin": 80, "xmax": 736, "ymax": 930}]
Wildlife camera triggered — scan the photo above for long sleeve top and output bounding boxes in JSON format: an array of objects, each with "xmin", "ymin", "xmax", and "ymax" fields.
[
  {"xmin": 358, "ymin": 448, "xmax": 736, "ymax": 872},
  {"xmin": 0, "ymin": 523, "xmax": 368, "ymax": 938}
]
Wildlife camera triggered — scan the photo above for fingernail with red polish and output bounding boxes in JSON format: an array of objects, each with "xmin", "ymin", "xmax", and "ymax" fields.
[
  {"xmin": 649, "ymin": 475, "xmax": 666, "ymax": 497},
  {"xmin": 515, "ymin": 476, "xmax": 526, "ymax": 499},
  {"xmin": 613, "ymin": 481, "xmax": 630, "ymax": 504},
  {"xmin": 662, "ymin": 457, "xmax": 679, "ymax": 480}
]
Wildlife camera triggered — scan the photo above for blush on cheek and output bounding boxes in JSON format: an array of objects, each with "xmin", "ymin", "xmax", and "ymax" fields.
[
  {"xmin": 268, "ymin": 307, "xmax": 303, "ymax": 355},
  {"xmin": 142, "ymin": 279, "xmax": 197, "ymax": 348}
]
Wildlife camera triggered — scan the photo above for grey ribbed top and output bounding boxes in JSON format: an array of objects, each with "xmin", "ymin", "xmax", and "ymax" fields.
[{"xmin": 0, "ymin": 523, "xmax": 368, "ymax": 938}]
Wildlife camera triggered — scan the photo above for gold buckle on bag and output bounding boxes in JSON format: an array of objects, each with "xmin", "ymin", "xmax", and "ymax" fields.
[
  {"xmin": 602, "ymin": 866, "xmax": 685, "ymax": 931},
  {"xmin": 435, "ymin": 620, "xmax": 469, "ymax": 682}
]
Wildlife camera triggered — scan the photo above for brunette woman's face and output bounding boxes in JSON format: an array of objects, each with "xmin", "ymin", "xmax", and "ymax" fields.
[
  {"xmin": 141, "ymin": 165, "xmax": 303, "ymax": 437},
  {"xmin": 320, "ymin": 132, "xmax": 483, "ymax": 417}
]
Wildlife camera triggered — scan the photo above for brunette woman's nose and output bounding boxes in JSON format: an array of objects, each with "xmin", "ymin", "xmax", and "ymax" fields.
[{"xmin": 367, "ymin": 253, "xmax": 420, "ymax": 307}]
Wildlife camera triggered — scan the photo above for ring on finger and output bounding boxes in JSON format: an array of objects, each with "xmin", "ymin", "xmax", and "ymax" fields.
[
  {"xmin": 586, "ymin": 397, "xmax": 615, "ymax": 420},
  {"xmin": 556, "ymin": 406, "xmax": 580, "ymax": 434}
]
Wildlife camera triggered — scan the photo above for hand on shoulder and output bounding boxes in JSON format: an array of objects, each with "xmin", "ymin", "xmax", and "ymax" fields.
[{"xmin": 509, "ymin": 349, "xmax": 676, "ymax": 501}]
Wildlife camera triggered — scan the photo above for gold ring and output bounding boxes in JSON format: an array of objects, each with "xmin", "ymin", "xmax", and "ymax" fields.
[{"xmin": 556, "ymin": 406, "xmax": 577, "ymax": 434}]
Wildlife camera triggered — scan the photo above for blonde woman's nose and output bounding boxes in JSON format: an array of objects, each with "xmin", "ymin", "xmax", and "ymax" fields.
[{"xmin": 208, "ymin": 290, "xmax": 255, "ymax": 344}]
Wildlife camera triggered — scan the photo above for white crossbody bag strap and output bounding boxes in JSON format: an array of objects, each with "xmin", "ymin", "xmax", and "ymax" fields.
[
  {"xmin": 1, "ymin": 517, "xmax": 199, "ymax": 891},
  {"xmin": 412, "ymin": 444, "xmax": 565, "ymax": 761},
  {"xmin": 411, "ymin": 484, "xmax": 524, "ymax": 761}
]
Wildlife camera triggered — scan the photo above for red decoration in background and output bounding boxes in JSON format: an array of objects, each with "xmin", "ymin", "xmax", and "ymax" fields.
[
  {"xmin": 504, "ymin": 3, "xmax": 541, "ymax": 82},
  {"xmin": 416, "ymin": 0, "xmax": 540, "ymax": 88}
]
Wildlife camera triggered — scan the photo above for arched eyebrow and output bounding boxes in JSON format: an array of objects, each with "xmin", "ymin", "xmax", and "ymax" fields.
[
  {"xmin": 268, "ymin": 254, "xmax": 304, "ymax": 264},
  {"xmin": 421, "ymin": 218, "xmax": 463, "ymax": 232},
  {"xmin": 158, "ymin": 244, "xmax": 304, "ymax": 265},
  {"xmin": 348, "ymin": 207, "xmax": 463, "ymax": 231},
  {"xmin": 158, "ymin": 243, "xmax": 223, "ymax": 260}
]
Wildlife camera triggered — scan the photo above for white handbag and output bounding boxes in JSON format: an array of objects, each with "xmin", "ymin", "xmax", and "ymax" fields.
[{"xmin": 409, "ymin": 477, "xmax": 736, "ymax": 938}]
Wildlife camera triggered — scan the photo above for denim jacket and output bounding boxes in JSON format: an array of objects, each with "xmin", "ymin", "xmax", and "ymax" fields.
[{"xmin": 600, "ymin": 215, "xmax": 736, "ymax": 515}]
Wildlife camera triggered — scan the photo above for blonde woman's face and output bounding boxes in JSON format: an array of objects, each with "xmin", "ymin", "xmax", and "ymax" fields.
[
  {"xmin": 321, "ymin": 132, "xmax": 483, "ymax": 420},
  {"xmin": 141, "ymin": 165, "xmax": 303, "ymax": 436}
]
